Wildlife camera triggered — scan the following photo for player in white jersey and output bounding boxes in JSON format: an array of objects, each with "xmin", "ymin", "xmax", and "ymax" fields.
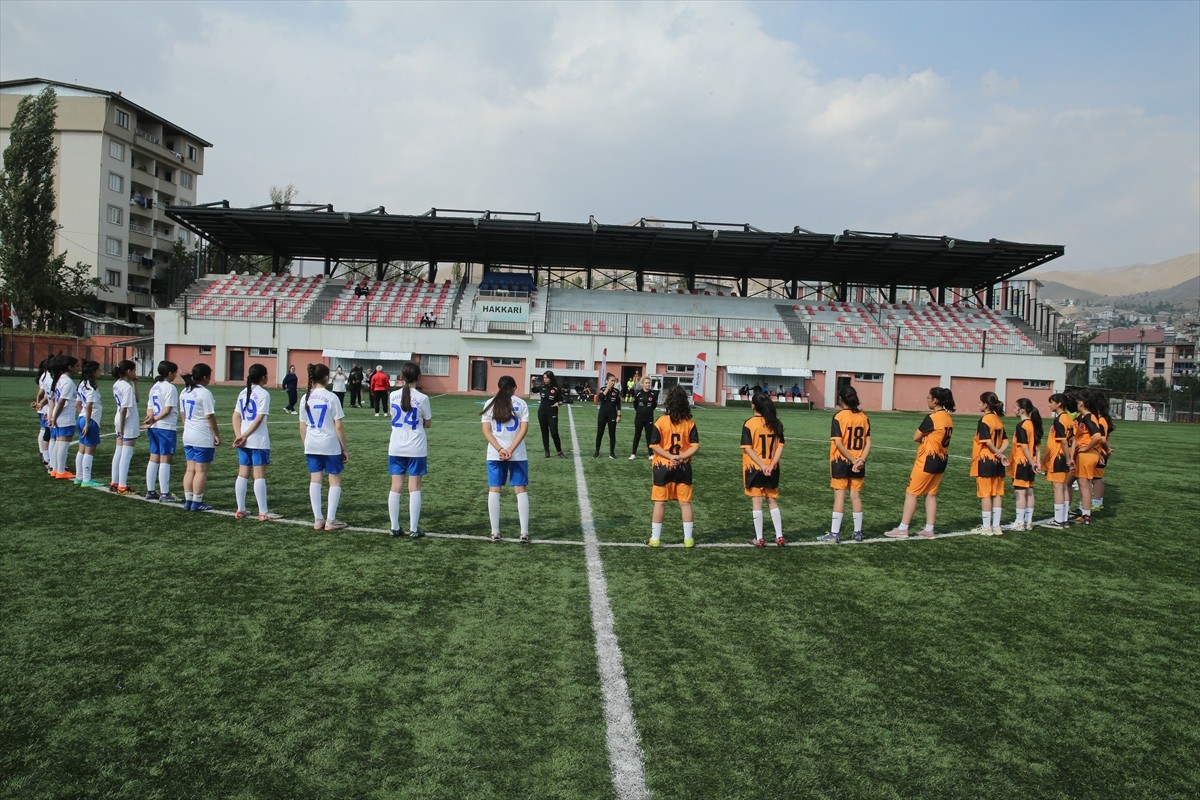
[
  {"xmin": 481, "ymin": 375, "xmax": 531, "ymax": 543},
  {"xmin": 142, "ymin": 360, "xmax": 181, "ymax": 503},
  {"xmin": 179, "ymin": 363, "xmax": 220, "ymax": 512},
  {"xmin": 109, "ymin": 360, "xmax": 140, "ymax": 493},
  {"xmin": 299, "ymin": 363, "xmax": 349, "ymax": 531},
  {"xmin": 33, "ymin": 358, "xmax": 53, "ymax": 471},
  {"xmin": 387, "ymin": 362, "xmax": 432, "ymax": 539},
  {"xmin": 232, "ymin": 363, "xmax": 281, "ymax": 521},
  {"xmin": 73, "ymin": 360, "xmax": 105, "ymax": 488},
  {"xmin": 47, "ymin": 355, "xmax": 80, "ymax": 480}
]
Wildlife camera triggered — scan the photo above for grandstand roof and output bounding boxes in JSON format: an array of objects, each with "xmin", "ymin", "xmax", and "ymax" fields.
[{"xmin": 165, "ymin": 204, "xmax": 1064, "ymax": 291}]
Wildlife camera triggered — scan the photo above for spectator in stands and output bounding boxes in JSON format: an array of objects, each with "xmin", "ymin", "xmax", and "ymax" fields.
[
  {"xmin": 739, "ymin": 384, "xmax": 750, "ymax": 398},
  {"xmin": 594, "ymin": 373, "xmax": 622, "ymax": 459},
  {"xmin": 348, "ymin": 365, "xmax": 364, "ymax": 408},
  {"xmin": 354, "ymin": 283, "xmax": 369, "ymax": 297},
  {"xmin": 281, "ymin": 365, "xmax": 298, "ymax": 415},
  {"xmin": 369, "ymin": 366, "xmax": 391, "ymax": 417}
]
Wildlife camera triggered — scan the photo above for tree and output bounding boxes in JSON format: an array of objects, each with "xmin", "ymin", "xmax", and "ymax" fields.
[
  {"xmin": 1147, "ymin": 376, "xmax": 1169, "ymax": 395},
  {"xmin": 0, "ymin": 86, "xmax": 97, "ymax": 330},
  {"xmin": 1096, "ymin": 362, "xmax": 1146, "ymax": 393}
]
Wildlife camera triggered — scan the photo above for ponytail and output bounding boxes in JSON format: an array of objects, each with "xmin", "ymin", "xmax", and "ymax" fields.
[
  {"xmin": 752, "ymin": 392, "xmax": 783, "ymax": 438},
  {"xmin": 482, "ymin": 375, "xmax": 516, "ymax": 423},
  {"xmin": 79, "ymin": 360, "xmax": 100, "ymax": 391},
  {"xmin": 930, "ymin": 386, "xmax": 956, "ymax": 412},
  {"xmin": 1016, "ymin": 397, "xmax": 1043, "ymax": 445},
  {"xmin": 400, "ymin": 361, "xmax": 421, "ymax": 412},
  {"xmin": 245, "ymin": 363, "xmax": 268, "ymax": 408},
  {"xmin": 303, "ymin": 363, "xmax": 330, "ymax": 413},
  {"xmin": 980, "ymin": 391, "xmax": 1004, "ymax": 416},
  {"xmin": 183, "ymin": 363, "xmax": 211, "ymax": 391},
  {"xmin": 837, "ymin": 384, "xmax": 860, "ymax": 412},
  {"xmin": 112, "ymin": 359, "xmax": 136, "ymax": 380},
  {"xmin": 154, "ymin": 360, "xmax": 178, "ymax": 384}
]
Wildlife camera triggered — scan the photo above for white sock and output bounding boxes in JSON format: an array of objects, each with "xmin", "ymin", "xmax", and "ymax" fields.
[
  {"xmin": 184, "ymin": 491, "xmax": 194, "ymax": 502},
  {"xmin": 1091, "ymin": 498, "xmax": 1101, "ymax": 508},
  {"xmin": 310, "ymin": 482, "xmax": 324, "ymax": 520},
  {"xmin": 651, "ymin": 522, "xmax": 662, "ymax": 541},
  {"xmin": 923, "ymin": 523, "xmax": 934, "ymax": 532},
  {"xmin": 111, "ymin": 450, "xmax": 121, "ymax": 485},
  {"xmin": 852, "ymin": 512, "xmax": 863, "ymax": 533},
  {"xmin": 51, "ymin": 440, "xmax": 65, "ymax": 472},
  {"xmin": 235, "ymin": 476, "xmax": 249, "ymax": 513},
  {"xmin": 1025, "ymin": 507, "xmax": 1034, "ymax": 524},
  {"xmin": 982, "ymin": 512, "xmax": 990, "ymax": 529},
  {"xmin": 991, "ymin": 505, "xmax": 1002, "ymax": 527},
  {"xmin": 254, "ymin": 478, "xmax": 268, "ymax": 514},
  {"xmin": 388, "ymin": 491, "xmax": 402, "ymax": 530},
  {"xmin": 516, "ymin": 492, "xmax": 529, "ymax": 535},
  {"xmin": 898, "ymin": 522, "xmax": 909, "ymax": 531},
  {"xmin": 409, "ymin": 490, "xmax": 422, "ymax": 533},
  {"xmin": 327, "ymin": 486, "xmax": 342, "ymax": 521},
  {"xmin": 81, "ymin": 453, "xmax": 93, "ymax": 482},
  {"xmin": 193, "ymin": 493, "xmax": 203, "ymax": 505},
  {"xmin": 830, "ymin": 511, "xmax": 844, "ymax": 534},
  {"xmin": 1054, "ymin": 503, "xmax": 1066, "ymax": 523},
  {"xmin": 119, "ymin": 445, "xmax": 134, "ymax": 487},
  {"xmin": 488, "ymin": 491, "xmax": 501, "ymax": 534},
  {"xmin": 75, "ymin": 450, "xmax": 83, "ymax": 477},
  {"xmin": 39, "ymin": 432, "xmax": 48, "ymax": 461},
  {"xmin": 146, "ymin": 461, "xmax": 159, "ymax": 492},
  {"xmin": 683, "ymin": 521, "xmax": 694, "ymax": 541},
  {"xmin": 158, "ymin": 463, "xmax": 171, "ymax": 495},
  {"xmin": 752, "ymin": 510, "xmax": 764, "ymax": 539},
  {"xmin": 770, "ymin": 507, "xmax": 783, "ymax": 538}
]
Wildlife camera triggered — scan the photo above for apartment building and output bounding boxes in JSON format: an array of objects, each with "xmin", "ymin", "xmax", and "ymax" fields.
[
  {"xmin": 1089, "ymin": 327, "xmax": 1197, "ymax": 384},
  {"xmin": 0, "ymin": 78, "xmax": 211, "ymax": 324}
]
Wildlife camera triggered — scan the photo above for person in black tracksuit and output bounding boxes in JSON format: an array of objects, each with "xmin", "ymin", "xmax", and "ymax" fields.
[
  {"xmin": 594, "ymin": 373, "xmax": 622, "ymax": 458},
  {"xmin": 629, "ymin": 376, "xmax": 658, "ymax": 459},
  {"xmin": 538, "ymin": 371, "xmax": 568, "ymax": 459}
]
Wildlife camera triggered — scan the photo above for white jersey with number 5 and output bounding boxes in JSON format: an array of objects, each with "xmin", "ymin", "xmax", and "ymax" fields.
[
  {"xmin": 482, "ymin": 397, "xmax": 529, "ymax": 461},
  {"xmin": 301, "ymin": 387, "xmax": 344, "ymax": 455},
  {"xmin": 235, "ymin": 385, "xmax": 272, "ymax": 450},
  {"xmin": 388, "ymin": 387, "xmax": 431, "ymax": 457},
  {"xmin": 146, "ymin": 380, "xmax": 179, "ymax": 429}
]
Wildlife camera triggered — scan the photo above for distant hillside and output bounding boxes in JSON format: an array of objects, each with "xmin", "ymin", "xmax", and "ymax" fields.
[{"xmin": 1032, "ymin": 253, "xmax": 1199, "ymax": 308}]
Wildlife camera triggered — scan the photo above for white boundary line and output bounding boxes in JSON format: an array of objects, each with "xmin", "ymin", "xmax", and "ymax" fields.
[{"xmin": 565, "ymin": 403, "xmax": 650, "ymax": 800}]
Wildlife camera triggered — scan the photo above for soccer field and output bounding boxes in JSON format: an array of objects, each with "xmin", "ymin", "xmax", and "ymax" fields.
[{"xmin": 2, "ymin": 376, "xmax": 1198, "ymax": 799}]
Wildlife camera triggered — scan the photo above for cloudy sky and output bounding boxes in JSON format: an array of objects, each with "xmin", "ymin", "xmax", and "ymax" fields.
[{"xmin": 2, "ymin": 0, "xmax": 1197, "ymax": 272}]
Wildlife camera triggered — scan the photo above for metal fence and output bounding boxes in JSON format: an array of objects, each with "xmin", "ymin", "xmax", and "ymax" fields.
[{"xmin": 1, "ymin": 333, "xmax": 142, "ymax": 375}]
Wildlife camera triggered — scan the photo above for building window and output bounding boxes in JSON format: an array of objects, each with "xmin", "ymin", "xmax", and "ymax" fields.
[
  {"xmin": 108, "ymin": 173, "xmax": 124, "ymax": 192},
  {"xmin": 198, "ymin": 346, "xmax": 213, "ymax": 355},
  {"xmin": 106, "ymin": 237, "xmax": 122, "ymax": 257},
  {"xmin": 176, "ymin": 199, "xmax": 191, "ymax": 207},
  {"xmin": 421, "ymin": 355, "xmax": 450, "ymax": 376},
  {"xmin": 566, "ymin": 360, "xmax": 583, "ymax": 370},
  {"xmin": 1022, "ymin": 379, "xmax": 1052, "ymax": 389},
  {"xmin": 536, "ymin": 359, "xmax": 554, "ymax": 369},
  {"xmin": 162, "ymin": 169, "xmax": 174, "ymax": 183},
  {"xmin": 107, "ymin": 205, "xmax": 123, "ymax": 225},
  {"xmin": 106, "ymin": 270, "xmax": 121, "ymax": 286},
  {"xmin": 853, "ymin": 372, "xmax": 883, "ymax": 382},
  {"xmin": 109, "ymin": 140, "xmax": 125, "ymax": 161},
  {"xmin": 115, "ymin": 109, "xmax": 129, "ymax": 129},
  {"xmin": 187, "ymin": 145, "xmax": 198, "ymax": 160},
  {"xmin": 249, "ymin": 347, "xmax": 278, "ymax": 356},
  {"xmin": 665, "ymin": 364, "xmax": 692, "ymax": 373},
  {"xmin": 180, "ymin": 172, "xmax": 193, "ymax": 189},
  {"xmin": 491, "ymin": 357, "xmax": 521, "ymax": 367}
]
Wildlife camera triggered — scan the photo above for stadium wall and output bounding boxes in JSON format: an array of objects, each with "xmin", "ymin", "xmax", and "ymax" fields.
[{"xmin": 149, "ymin": 301, "xmax": 1067, "ymax": 411}]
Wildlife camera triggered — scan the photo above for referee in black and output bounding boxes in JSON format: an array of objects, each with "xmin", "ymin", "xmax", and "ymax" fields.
[
  {"xmin": 628, "ymin": 376, "xmax": 658, "ymax": 459},
  {"xmin": 594, "ymin": 373, "xmax": 622, "ymax": 458},
  {"xmin": 537, "ymin": 371, "xmax": 568, "ymax": 458}
]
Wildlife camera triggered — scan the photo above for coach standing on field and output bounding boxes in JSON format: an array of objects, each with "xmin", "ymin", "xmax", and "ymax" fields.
[
  {"xmin": 594, "ymin": 373, "xmax": 622, "ymax": 458},
  {"xmin": 369, "ymin": 365, "xmax": 390, "ymax": 417}
]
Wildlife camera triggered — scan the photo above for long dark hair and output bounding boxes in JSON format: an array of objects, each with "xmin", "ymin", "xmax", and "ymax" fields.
[
  {"xmin": 79, "ymin": 359, "xmax": 100, "ymax": 391},
  {"xmin": 1015, "ymin": 397, "xmax": 1043, "ymax": 445},
  {"xmin": 837, "ymin": 384, "xmax": 860, "ymax": 412},
  {"xmin": 483, "ymin": 375, "xmax": 517, "ymax": 423},
  {"xmin": 400, "ymin": 361, "xmax": 421, "ymax": 412},
  {"xmin": 303, "ymin": 363, "xmax": 331, "ymax": 413},
  {"xmin": 664, "ymin": 385, "xmax": 692, "ymax": 424},
  {"xmin": 1049, "ymin": 392, "xmax": 1077, "ymax": 414},
  {"xmin": 751, "ymin": 392, "xmax": 783, "ymax": 439},
  {"xmin": 50, "ymin": 354, "xmax": 78, "ymax": 386},
  {"xmin": 980, "ymin": 391, "xmax": 1004, "ymax": 416},
  {"xmin": 541, "ymin": 370, "xmax": 558, "ymax": 388},
  {"xmin": 930, "ymin": 386, "xmax": 956, "ymax": 412},
  {"xmin": 154, "ymin": 360, "xmax": 178, "ymax": 384},
  {"xmin": 1091, "ymin": 389, "xmax": 1115, "ymax": 432},
  {"xmin": 182, "ymin": 363, "xmax": 212, "ymax": 390},
  {"xmin": 112, "ymin": 359, "xmax": 136, "ymax": 381},
  {"xmin": 243, "ymin": 363, "xmax": 268, "ymax": 406}
]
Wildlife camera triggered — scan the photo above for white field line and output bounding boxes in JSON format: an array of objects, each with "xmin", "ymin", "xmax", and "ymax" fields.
[{"xmin": 565, "ymin": 403, "xmax": 650, "ymax": 800}]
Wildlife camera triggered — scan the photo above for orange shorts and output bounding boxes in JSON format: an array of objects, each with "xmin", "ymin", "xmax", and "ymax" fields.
[
  {"xmin": 652, "ymin": 482, "xmax": 694, "ymax": 503},
  {"xmin": 744, "ymin": 485, "xmax": 780, "ymax": 499},
  {"xmin": 906, "ymin": 466, "xmax": 944, "ymax": 496},
  {"xmin": 830, "ymin": 477, "xmax": 865, "ymax": 492},
  {"xmin": 975, "ymin": 476, "xmax": 1005, "ymax": 498},
  {"xmin": 1075, "ymin": 451, "xmax": 1100, "ymax": 480},
  {"xmin": 1046, "ymin": 470, "xmax": 1070, "ymax": 484}
]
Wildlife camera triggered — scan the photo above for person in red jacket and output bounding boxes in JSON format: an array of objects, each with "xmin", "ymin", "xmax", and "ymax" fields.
[{"xmin": 369, "ymin": 365, "xmax": 391, "ymax": 417}]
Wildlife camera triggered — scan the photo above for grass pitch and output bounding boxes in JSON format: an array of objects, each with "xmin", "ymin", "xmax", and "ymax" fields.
[{"xmin": 1, "ymin": 376, "xmax": 1197, "ymax": 799}]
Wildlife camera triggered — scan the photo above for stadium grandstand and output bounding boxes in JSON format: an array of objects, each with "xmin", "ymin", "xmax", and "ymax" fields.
[{"xmin": 156, "ymin": 203, "xmax": 1069, "ymax": 411}]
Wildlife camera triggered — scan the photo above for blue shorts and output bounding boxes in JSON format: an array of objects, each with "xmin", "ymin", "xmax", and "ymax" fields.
[
  {"xmin": 487, "ymin": 460, "xmax": 529, "ymax": 488},
  {"xmin": 39, "ymin": 414, "xmax": 49, "ymax": 429},
  {"xmin": 237, "ymin": 448, "xmax": 271, "ymax": 467},
  {"xmin": 51, "ymin": 425, "xmax": 76, "ymax": 439},
  {"xmin": 184, "ymin": 445, "xmax": 216, "ymax": 463},
  {"xmin": 77, "ymin": 419, "xmax": 101, "ymax": 447},
  {"xmin": 306, "ymin": 453, "xmax": 345, "ymax": 475},
  {"xmin": 388, "ymin": 455, "xmax": 428, "ymax": 476},
  {"xmin": 147, "ymin": 428, "xmax": 178, "ymax": 456}
]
